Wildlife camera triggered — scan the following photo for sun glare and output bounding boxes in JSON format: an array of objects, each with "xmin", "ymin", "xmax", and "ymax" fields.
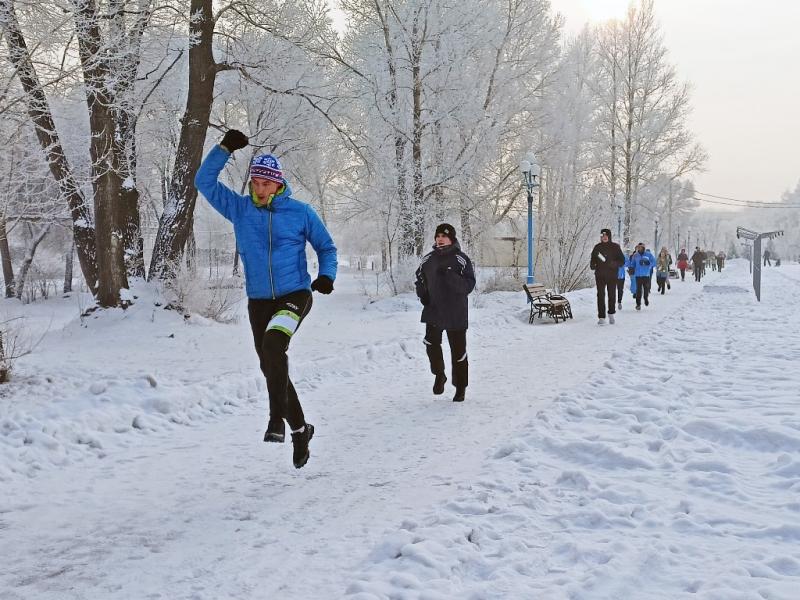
[{"xmin": 581, "ymin": 0, "xmax": 631, "ymax": 22}]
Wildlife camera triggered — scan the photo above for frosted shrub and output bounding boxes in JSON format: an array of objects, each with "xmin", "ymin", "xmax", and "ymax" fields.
[
  {"xmin": 481, "ymin": 268, "xmax": 522, "ymax": 293},
  {"xmin": 162, "ymin": 261, "xmax": 244, "ymax": 324}
]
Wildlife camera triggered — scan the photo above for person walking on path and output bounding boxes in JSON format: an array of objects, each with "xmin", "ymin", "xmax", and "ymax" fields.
[
  {"xmin": 616, "ymin": 252, "xmax": 629, "ymax": 310},
  {"xmin": 646, "ymin": 248, "xmax": 656, "ymax": 288},
  {"xmin": 656, "ymin": 247, "xmax": 672, "ymax": 294},
  {"xmin": 195, "ymin": 129, "xmax": 337, "ymax": 469},
  {"xmin": 691, "ymin": 247, "xmax": 705, "ymax": 282},
  {"xmin": 590, "ymin": 228, "xmax": 625, "ymax": 325},
  {"xmin": 630, "ymin": 243, "xmax": 656, "ymax": 309},
  {"xmin": 415, "ymin": 224, "xmax": 476, "ymax": 402},
  {"xmin": 764, "ymin": 249, "xmax": 772, "ymax": 266},
  {"xmin": 716, "ymin": 251, "xmax": 725, "ymax": 271},
  {"xmin": 676, "ymin": 248, "xmax": 689, "ymax": 281}
]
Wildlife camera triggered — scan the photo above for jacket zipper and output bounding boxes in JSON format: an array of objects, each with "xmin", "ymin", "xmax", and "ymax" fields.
[{"xmin": 268, "ymin": 209, "xmax": 275, "ymax": 299}]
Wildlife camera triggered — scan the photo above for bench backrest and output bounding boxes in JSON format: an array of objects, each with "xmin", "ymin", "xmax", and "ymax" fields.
[{"xmin": 523, "ymin": 283, "xmax": 548, "ymax": 302}]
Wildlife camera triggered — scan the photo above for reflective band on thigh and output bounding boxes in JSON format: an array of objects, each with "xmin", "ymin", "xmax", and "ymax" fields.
[
  {"xmin": 457, "ymin": 353, "xmax": 468, "ymax": 362},
  {"xmin": 423, "ymin": 339, "xmax": 432, "ymax": 345},
  {"xmin": 267, "ymin": 310, "xmax": 301, "ymax": 337}
]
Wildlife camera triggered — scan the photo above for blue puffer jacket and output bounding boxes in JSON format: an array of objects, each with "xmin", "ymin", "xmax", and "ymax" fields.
[
  {"xmin": 618, "ymin": 255, "xmax": 630, "ymax": 280},
  {"xmin": 629, "ymin": 250, "xmax": 656, "ymax": 278},
  {"xmin": 195, "ymin": 145, "xmax": 337, "ymax": 299}
]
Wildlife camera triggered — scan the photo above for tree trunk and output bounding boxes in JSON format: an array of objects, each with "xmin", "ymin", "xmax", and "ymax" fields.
[
  {"xmin": 111, "ymin": 0, "xmax": 148, "ymax": 278},
  {"xmin": 14, "ymin": 224, "xmax": 50, "ymax": 300},
  {"xmin": 64, "ymin": 237, "xmax": 75, "ymax": 293},
  {"xmin": 148, "ymin": 0, "xmax": 221, "ymax": 280},
  {"xmin": 0, "ymin": 0, "xmax": 98, "ymax": 295},
  {"xmin": 71, "ymin": 0, "xmax": 130, "ymax": 307},
  {"xmin": 374, "ymin": 0, "xmax": 410, "ymax": 259},
  {"xmin": 0, "ymin": 217, "xmax": 14, "ymax": 298},
  {"xmin": 410, "ymin": 10, "xmax": 426, "ymax": 256},
  {"xmin": 0, "ymin": 330, "xmax": 8, "ymax": 383}
]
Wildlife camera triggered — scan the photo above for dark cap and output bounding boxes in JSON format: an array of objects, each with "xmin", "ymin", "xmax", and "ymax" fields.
[{"xmin": 435, "ymin": 223, "xmax": 456, "ymax": 242}]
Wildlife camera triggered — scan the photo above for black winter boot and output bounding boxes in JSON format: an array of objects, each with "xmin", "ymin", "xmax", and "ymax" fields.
[
  {"xmin": 291, "ymin": 424, "xmax": 314, "ymax": 469},
  {"xmin": 433, "ymin": 373, "xmax": 447, "ymax": 395},
  {"xmin": 452, "ymin": 387, "xmax": 466, "ymax": 402},
  {"xmin": 263, "ymin": 417, "xmax": 285, "ymax": 443}
]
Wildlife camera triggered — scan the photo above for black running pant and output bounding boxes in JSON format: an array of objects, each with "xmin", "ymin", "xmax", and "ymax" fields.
[
  {"xmin": 635, "ymin": 276, "xmax": 651, "ymax": 306},
  {"xmin": 248, "ymin": 291, "xmax": 312, "ymax": 431},
  {"xmin": 425, "ymin": 325, "xmax": 468, "ymax": 389},
  {"xmin": 617, "ymin": 278, "xmax": 625, "ymax": 304},
  {"xmin": 595, "ymin": 275, "xmax": 617, "ymax": 318}
]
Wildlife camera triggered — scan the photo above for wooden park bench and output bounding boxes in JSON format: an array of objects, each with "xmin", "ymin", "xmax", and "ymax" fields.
[{"xmin": 523, "ymin": 283, "xmax": 573, "ymax": 324}]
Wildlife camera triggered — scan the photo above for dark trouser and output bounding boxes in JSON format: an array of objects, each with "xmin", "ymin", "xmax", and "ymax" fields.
[
  {"xmin": 680, "ymin": 268, "xmax": 685, "ymax": 281},
  {"xmin": 694, "ymin": 265, "xmax": 702, "ymax": 281},
  {"xmin": 425, "ymin": 325, "xmax": 468, "ymax": 389},
  {"xmin": 717, "ymin": 259, "xmax": 723, "ymax": 271},
  {"xmin": 764, "ymin": 257, "xmax": 771, "ymax": 266},
  {"xmin": 595, "ymin": 276, "xmax": 616, "ymax": 318},
  {"xmin": 635, "ymin": 276, "xmax": 651, "ymax": 306},
  {"xmin": 248, "ymin": 290, "xmax": 312, "ymax": 431},
  {"xmin": 616, "ymin": 278, "xmax": 625, "ymax": 304},
  {"xmin": 657, "ymin": 276, "xmax": 667, "ymax": 294}
]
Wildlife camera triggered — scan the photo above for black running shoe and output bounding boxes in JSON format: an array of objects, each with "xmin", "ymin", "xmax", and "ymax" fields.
[
  {"xmin": 263, "ymin": 418, "xmax": 285, "ymax": 443},
  {"xmin": 291, "ymin": 424, "xmax": 314, "ymax": 469},
  {"xmin": 433, "ymin": 373, "xmax": 447, "ymax": 395},
  {"xmin": 452, "ymin": 388, "xmax": 465, "ymax": 402}
]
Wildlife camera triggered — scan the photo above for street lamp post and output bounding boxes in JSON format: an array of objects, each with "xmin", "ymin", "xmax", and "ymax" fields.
[
  {"xmin": 519, "ymin": 153, "xmax": 540, "ymax": 284},
  {"xmin": 654, "ymin": 217, "xmax": 659, "ymax": 251}
]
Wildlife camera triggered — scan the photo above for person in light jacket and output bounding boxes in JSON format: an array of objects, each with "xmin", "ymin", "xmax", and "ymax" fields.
[
  {"xmin": 629, "ymin": 243, "xmax": 656, "ymax": 309},
  {"xmin": 656, "ymin": 247, "xmax": 672, "ymax": 294}
]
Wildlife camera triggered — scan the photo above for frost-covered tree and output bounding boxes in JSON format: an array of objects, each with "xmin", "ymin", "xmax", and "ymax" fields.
[{"xmin": 593, "ymin": 0, "xmax": 705, "ymax": 247}]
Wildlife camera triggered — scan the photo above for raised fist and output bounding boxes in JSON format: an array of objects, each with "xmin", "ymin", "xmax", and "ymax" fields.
[{"xmin": 220, "ymin": 129, "xmax": 248, "ymax": 153}]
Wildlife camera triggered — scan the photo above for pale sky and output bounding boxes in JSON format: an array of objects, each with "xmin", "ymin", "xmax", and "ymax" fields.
[
  {"xmin": 552, "ymin": 0, "xmax": 800, "ymax": 205},
  {"xmin": 328, "ymin": 1, "xmax": 800, "ymax": 205}
]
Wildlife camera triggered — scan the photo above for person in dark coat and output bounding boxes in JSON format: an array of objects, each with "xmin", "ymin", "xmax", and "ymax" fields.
[
  {"xmin": 590, "ymin": 228, "xmax": 625, "ymax": 324},
  {"xmin": 195, "ymin": 129, "xmax": 337, "ymax": 469},
  {"xmin": 415, "ymin": 224, "xmax": 476, "ymax": 402},
  {"xmin": 763, "ymin": 249, "xmax": 772, "ymax": 266},
  {"xmin": 691, "ymin": 247, "xmax": 705, "ymax": 281}
]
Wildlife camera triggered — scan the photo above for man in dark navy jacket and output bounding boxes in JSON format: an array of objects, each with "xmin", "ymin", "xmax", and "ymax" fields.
[
  {"xmin": 195, "ymin": 129, "xmax": 336, "ymax": 468},
  {"xmin": 415, "ymin": 224, "xmax": 476, "ymax": 402},
  {"xmin": 590, "ymin": 228, "xmax": 625, "ymax": 325}
]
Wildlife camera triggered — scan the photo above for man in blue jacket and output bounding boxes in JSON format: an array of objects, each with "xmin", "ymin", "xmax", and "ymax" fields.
[
  {"xmin": 195, "ymin": 129, "xmax": 337, "ymax": 469},
  {"xmin": 629, "ymin": 242, "xmax": 656, "ymax": 310}
]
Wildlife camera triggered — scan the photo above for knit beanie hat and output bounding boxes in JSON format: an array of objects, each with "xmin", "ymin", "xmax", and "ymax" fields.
[
  {"xmin": 435, "ymin": 223, "xmax": 456, "ymax": 242},
  {"xmin": 250, "ymin": 154, "xmax": 283, "ymax": 184}
]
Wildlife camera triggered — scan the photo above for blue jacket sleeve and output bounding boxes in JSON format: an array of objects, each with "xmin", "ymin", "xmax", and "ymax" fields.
[
  {"xmin": 306, "ymin": 205, "xmax": 337, "ymax": 280},
  {"xmin": 194, "ymin": 145, "xmax": 242, "ymax": 222}
]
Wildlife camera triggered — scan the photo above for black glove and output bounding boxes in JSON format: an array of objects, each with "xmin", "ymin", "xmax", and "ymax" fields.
[
  {"xmin": 311, "ymin": 275, "xmax": 334, "ymax": 294},
  {"xmin": 220, "ymin": 129, "xmax": 248, "ymax": 153}
]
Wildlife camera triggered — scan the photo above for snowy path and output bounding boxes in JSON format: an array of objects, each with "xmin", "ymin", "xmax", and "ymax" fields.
[
  {"xmin": 2, "ymin": 263, "xmax": 780, "ymax": 599},
  {"xmin": 347, "ymin": 261, "xmax": 800, "ymax": 600}
]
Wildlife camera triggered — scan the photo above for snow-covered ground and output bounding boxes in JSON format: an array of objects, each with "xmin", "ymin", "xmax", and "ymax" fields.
[{"xmin": 2, "ymin": 260, "xmax": 799, "ymax": 599}]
